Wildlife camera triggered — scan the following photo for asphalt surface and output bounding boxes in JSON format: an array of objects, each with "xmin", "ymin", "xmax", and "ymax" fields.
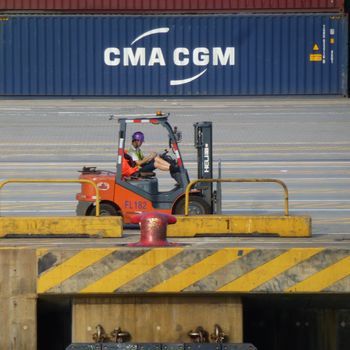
[{"xmin": 0, "ymin": 97, "xmax": 349, "ymax": 235}]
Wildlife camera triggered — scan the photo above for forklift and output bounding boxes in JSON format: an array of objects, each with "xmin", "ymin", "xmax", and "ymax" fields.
[{"xmin": 76, "ymin": 112, "xmax": 215, "ymax": 224}]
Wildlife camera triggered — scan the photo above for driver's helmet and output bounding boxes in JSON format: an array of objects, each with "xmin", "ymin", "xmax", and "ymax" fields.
[{"xmin": 132, "ymin": 131, "xmax": 144, "ymax": 142}]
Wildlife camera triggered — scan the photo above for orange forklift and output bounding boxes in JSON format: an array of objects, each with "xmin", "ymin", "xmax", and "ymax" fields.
[{"xmin": 76, "ymin": 112, "xmax": 215, "ymax": 224}]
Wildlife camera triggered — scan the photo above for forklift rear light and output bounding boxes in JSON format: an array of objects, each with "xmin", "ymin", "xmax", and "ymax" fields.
[{"xmin": 76, "ymin": 193, "xmax": 96, "ymax": 201}]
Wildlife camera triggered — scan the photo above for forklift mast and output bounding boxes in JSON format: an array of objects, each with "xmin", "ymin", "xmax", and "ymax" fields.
[{"xmin": 194, "ymin": 121, "xmax": 213, "ymax": 212}]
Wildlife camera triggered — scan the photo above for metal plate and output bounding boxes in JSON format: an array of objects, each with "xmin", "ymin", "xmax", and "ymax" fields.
[
  {"xmin": 66, "ymin": 344, "xmax": 102, "ymax": 350},
  {"xmin": 162, "ymin": 344, "xmax": 185, "ymax": 350},
  {"xmin": 101, "ymin": 344, "xmax": 138, "ymax": 350},
  {"xmin": 184, "ymin": 344, "xmax": 220, "ymax": 350},
  {"xmin": 222, "ymin": 344, "xmax": 257, "ymax": 350},
  {"xmin": 138, "ymin": 344, "xmax": 162, "ymax": 350}
]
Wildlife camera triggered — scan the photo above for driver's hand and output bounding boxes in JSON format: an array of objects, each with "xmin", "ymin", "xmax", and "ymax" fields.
[{"xmin": 146, "ymin": 152, "xmax": 157, "ymax": 161}]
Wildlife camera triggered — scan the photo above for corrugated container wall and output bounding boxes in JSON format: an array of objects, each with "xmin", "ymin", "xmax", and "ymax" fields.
[
  {"xmin": 0, "ymin": 15, "xmax": 347, "ymax": 96},
  {"xmin": 0, "ymin": 0, "xmax": 345, "ymax": 13}
]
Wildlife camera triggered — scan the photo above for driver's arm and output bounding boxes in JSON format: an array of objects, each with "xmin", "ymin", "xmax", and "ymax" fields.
[{"xmin": 135, "ymin": 152, "xmax": 157, "ymax": 166}]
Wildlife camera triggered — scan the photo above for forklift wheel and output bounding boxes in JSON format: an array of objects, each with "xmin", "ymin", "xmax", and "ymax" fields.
[
  {"xmin": 90, "ymin": 203, "xmax": 120, "ymax": 216},
  {"xmin": 173, "ymin": 196, "xmax": 211, "ymax": 215}
]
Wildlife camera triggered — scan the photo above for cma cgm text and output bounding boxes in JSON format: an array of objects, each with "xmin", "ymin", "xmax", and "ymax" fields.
[{"xmin": 104, "ymin": 47, "xmax": 235, "ymax": 66}]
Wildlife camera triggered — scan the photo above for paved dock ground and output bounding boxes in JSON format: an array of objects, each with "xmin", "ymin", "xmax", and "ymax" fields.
[{"xmin": 0, "ymin": 97, "xmax": 349, "ymax": 236}]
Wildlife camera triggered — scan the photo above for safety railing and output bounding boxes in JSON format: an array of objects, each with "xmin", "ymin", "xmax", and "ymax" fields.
[
  {"xmin": 185, "ymin": 178, "xmax": 289, "ymax": 216},
  {"xmin": 0, "ymin": 179, "xmax": 101, "ymax": 216}
]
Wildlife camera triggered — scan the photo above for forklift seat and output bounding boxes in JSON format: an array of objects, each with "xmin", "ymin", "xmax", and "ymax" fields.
[
  {"xmin": 137, "ymin": 171, "xmax": 156, "ymax": 178},
  {"xmin": 126, "ymin": 176, "xmax": 159, "ymax": 194},
  {"xmin": 125, "ymin": 171, "xmax": 156, "ymax": 180}
]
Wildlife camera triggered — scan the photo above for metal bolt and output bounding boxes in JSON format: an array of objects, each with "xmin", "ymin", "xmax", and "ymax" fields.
[
  {"xmin": 92, "ymin": 324, "xmax": 109, "ymax": 343},
  {"xmin": 210, "ymin": 324, "xmax": 226, "ymax": 343},
  {"xmin": 110, "ymin": 326, "xmax": 131, "ymax": 343},
  {"xmin": 188, "ymin": 326, "xmax": 209, "ymax": 343}
]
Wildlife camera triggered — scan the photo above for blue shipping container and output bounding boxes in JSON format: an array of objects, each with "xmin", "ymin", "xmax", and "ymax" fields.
[{"xmin": 0, "ymin": 14, "xmax": 347, "ymax": 96}]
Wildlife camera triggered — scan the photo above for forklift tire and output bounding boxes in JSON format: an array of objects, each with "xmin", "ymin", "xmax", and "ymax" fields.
[
  {"xmin": 173, "ymin": 196, "xmax": 211, "ymax": 215},
  {"xmin": 89, "ymin": 203, "xmax": 120, "ymax": 216}
]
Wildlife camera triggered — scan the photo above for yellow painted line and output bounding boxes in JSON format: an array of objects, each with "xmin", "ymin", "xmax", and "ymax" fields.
[
  {"xmin": 80, "ymin": 248, "xmax": 183, "ymax": 294},
  {"xmin": 149, "ymin": 248, "xmax": 254, "ymax": 292},
  {"xmin": 37, "ymin": 248, "xmax": 117, "ymax": 293},
  {"xmin": 0, "ymin": 246, "xmax": 27, "ymax": 250},
  {"xmin": 218, "ymin": 248, "xmax": 323, "ymax": 292},
  {"xmin": 286, "ymin": 255, "xmax": 350, "ymax": 292}
]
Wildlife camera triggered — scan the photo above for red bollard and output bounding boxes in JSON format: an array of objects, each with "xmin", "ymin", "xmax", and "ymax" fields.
[{"xmin": 128, "ymin": 212, "xmax": 179, "ymax": 247}]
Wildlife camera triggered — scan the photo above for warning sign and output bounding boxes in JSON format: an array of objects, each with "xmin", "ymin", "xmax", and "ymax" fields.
[
  {"xmin": 310, "ymin": 54, "xmax": 322, "ymax": 62},
  {"xmin": 310, "ymin": 43, "xmax": 322, "ymax": 62}
]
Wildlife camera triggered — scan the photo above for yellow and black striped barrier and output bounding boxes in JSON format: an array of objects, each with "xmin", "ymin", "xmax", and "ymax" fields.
[{"xmin": 37, "ymin": 247, "xmax": 350, "ymax": 294}]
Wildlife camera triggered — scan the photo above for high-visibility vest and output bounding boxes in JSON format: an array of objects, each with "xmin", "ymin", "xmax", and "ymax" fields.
[{"xmin": 128, "ymin": 146, "xmax": 144, "ymax": 161}]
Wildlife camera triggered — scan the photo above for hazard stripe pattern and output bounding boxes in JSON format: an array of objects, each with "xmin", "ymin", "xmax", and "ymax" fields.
[{"xmin": 37, "ymin": 247, "xmax": 350, "ymax": 294}]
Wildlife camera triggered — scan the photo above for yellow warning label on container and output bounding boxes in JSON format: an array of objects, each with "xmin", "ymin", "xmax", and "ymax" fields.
[
  {"xmin": 310, "ymin": 54, "xmax": 322, "ymax": 62},
  {"xmin": 330, "ymin": 38, "xmax": 335, "ymax": 44},
  {"xmin": 313, "ymin": 44, "xmax": 320, "ymax": 51}
]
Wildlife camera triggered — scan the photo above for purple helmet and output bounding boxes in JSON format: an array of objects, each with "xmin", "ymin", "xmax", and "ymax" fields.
[{"xmin": 132, "ymin": 131, "xmax": 144, "ymax": 142}]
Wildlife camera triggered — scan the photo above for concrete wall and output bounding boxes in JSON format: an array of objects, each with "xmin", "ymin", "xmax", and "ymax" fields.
[
  {"xmin": 0, "ymin": 249, "xmax": 36, "ymax": 350},
  {"xmin": 72, "ymin": 295, "xmax": 242, "ymax": 343}
]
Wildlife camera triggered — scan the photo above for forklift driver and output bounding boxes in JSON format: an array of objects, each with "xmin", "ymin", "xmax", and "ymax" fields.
[
  {"xmin": 122, "ymin": 151, "xmax": 162, "ymax": 179},
  {"xmin": 128, "ymin": 131, "xmax": 179, "ymax": 174}
]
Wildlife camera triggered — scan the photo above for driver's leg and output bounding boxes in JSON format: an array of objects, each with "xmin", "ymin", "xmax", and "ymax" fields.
[
  {"xmin": 154, "ymin": 156, "xmax": 171, "ymax": 171},
  {"xmin": 140, "ymin": 159, "xmax": 156, "ymax": 172}
]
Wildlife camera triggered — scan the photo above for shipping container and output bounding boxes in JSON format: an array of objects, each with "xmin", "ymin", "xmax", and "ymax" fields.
[
  {"xmin": 0, "ymin": 0, "xmax": 345, "ymax": 13},
  {"xmin": 0, "ymin": 14, "xmax": 347, "ymax": 96}
]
